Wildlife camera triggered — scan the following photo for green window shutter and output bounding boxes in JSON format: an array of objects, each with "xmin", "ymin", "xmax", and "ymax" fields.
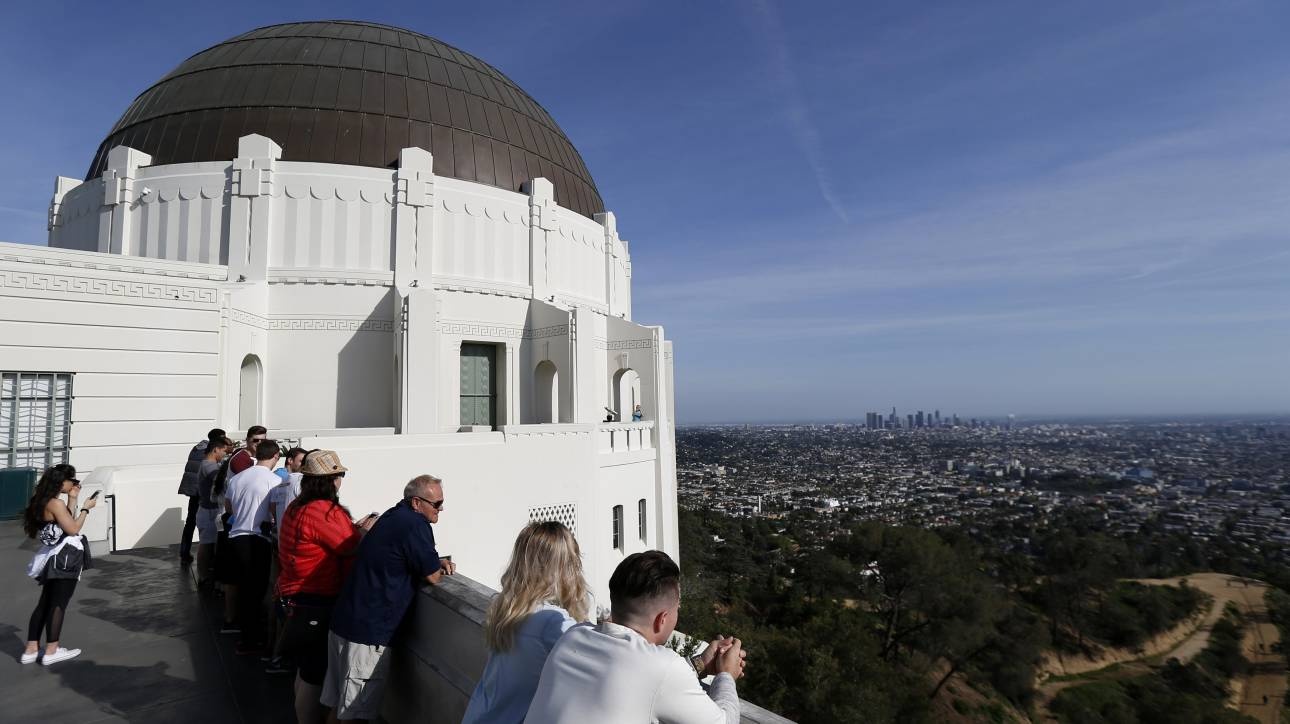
[{"xmin": 459, "ymin": 344, "xmax": 497, "ymax": 427}]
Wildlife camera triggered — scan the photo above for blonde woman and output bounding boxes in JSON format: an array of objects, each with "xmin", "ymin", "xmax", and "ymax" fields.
[{"xmin": 462, "ymin": 521, "xmax": 590, "ymax": 724}]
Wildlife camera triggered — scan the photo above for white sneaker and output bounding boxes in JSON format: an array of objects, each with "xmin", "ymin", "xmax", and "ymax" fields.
[
  {"xmin": 19, "ymin": 651, "xmax": 39, "ymax": 664},
  {"xmin": 41, "ymin": 647, "xmax": 80, "ymax": 665}
]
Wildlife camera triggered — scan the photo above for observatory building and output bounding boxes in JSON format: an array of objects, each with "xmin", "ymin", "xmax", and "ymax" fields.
[{"xmin": 0, "ymin": 20, "xmax": 677, "ymax": 605}]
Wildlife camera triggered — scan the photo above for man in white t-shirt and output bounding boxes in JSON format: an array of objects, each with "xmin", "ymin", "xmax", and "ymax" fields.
[
  {"xmin": 223, "ymin": 439, "xmax": 280, "ymax": 655},
  {"xmin": 526, "ymin": 551, "xmax": 746, "ymax": 724},
  {"xmin": 266, "ymin": 447, "xmax": 307, "ymax": 533}
]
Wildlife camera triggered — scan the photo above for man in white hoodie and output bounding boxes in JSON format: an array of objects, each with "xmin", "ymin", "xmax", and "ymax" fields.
[{"xmin": 526, "ymin": 551, "xmax": 746, "ymax": 724}]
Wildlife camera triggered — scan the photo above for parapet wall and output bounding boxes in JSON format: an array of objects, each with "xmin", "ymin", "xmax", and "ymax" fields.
[{"xmin": 383, "ymin": 575, "xmax": 797, "ymax": 724}]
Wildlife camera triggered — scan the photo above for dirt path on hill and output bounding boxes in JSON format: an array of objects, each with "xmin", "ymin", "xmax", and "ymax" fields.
[
  {"xmin": 1037, "ymin": 572, "xmax": 1230, "ymax": 681},
  {"xmin": 1230, "ymin": 584, "xmax": 1285, "ymax": 724},
  {"xmin": 1036, "ymin": 573, "xmax": 1288, "ymax": 723},
  {"xmin": 1137, "ymin": 572, "xmax": 1253, "ymax": 664}
]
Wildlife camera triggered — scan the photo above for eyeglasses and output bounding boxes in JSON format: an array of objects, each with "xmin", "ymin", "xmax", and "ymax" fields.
[{"xmin": 412, "ymin": 495, "xmax": 444, "ymax": 510}]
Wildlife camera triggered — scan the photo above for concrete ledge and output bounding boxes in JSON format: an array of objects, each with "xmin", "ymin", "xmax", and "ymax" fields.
[{"xmin": 381, "ymin": 574, "xmax": 795, "ymax": 724}]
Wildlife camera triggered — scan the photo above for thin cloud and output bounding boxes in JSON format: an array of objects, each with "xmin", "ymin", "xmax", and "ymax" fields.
[{"xmin": 746, "ymin": 0, "xmax": 850, "ymax": 224}]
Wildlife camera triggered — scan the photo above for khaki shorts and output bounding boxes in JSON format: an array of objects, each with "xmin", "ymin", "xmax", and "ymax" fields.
[
  {"xmin": 320, "ymin": 631, "xmax": 391, "ymax": 720},
  {"xmin": 196, "ymin": 507, "xmax": 220, "ymax": 545}
]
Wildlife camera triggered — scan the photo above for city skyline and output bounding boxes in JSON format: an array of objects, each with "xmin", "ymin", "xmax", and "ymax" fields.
[{"xmin": 1, "ymin": 1, "xmax": 1286, "ymax": 422}]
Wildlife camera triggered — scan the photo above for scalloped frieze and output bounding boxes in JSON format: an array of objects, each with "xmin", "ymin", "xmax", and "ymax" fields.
[{"xmin": 361, "ymin": 185, "xmax": 389, "ymax": 203}]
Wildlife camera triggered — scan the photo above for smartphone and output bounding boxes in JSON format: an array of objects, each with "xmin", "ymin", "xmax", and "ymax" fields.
[{"xmin": 89, "ymin": 490, "xmax": 101, "ymax": 500}]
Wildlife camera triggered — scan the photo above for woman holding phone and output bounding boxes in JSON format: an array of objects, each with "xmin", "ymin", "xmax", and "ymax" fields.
[{"xmin": 20, "ymin": 464, "xmax": 97, "ymax": 665}]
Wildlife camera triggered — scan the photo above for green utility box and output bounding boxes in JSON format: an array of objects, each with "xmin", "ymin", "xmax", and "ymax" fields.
[{"xmin": 0, "ymin": 468, "xmax": 38, "ymax": 520}]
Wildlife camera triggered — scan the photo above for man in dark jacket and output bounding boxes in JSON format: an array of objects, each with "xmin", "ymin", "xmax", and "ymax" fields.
[{"xmin": 178, "ymin": 428, "xmax": 225, "ymax": 564}]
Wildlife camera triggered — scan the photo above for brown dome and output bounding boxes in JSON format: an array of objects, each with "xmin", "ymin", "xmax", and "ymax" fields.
[{"xmin": 86, "ymin": 21, "xmax": 604, "ymax": 218}]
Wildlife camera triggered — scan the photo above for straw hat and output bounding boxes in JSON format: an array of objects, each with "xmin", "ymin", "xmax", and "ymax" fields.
[{"xmin": 300, "ymin": 449, "xmax": 348, "ymax": 476}]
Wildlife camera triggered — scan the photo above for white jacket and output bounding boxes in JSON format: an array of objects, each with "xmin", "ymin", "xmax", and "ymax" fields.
[
  {"xmin": 27, "ymin": 534, "xmax": 86, "ymax": 580},
  {"xmin": 525, "ymin": 621, "xmax": 740, "ymax": 724}
]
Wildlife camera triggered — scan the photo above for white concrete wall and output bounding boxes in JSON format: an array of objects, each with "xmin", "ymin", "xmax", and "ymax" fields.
[
  {"xmin": 0, "ymin": 243, "xmax": 225, "ymax": 474},
  {"xmin": 24, "ymin": 140, "xmax": 678, "ymax": 608},
  {"xmin": 133, "ymin": 163, "xmax": 230, "ymax": 264},
  {"xmin": 48, "ymin": 178, "xmax": 104, "ymax": 253},
  {"xmin": 49, "ymin": 142, "xmax": 634, "ymax": 318},
  {"xmin": 433, "ymin": 178, "xmax": 531, "ymax": 294},
  {"xmin": 290, "ymin": 425, "xmax": 657, "ymax": 604},
  {"xmin": 270, "ymin": 165, "xmax": 396, "ymax": 272},
  {"xmin": 260, "ymin": 284, "xmax": 398, "ymax": 430}
]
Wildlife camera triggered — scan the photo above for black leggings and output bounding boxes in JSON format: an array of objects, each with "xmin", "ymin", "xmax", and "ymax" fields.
[
  {"xmin": 27, "ymin": 578, "xmax": 78, "ymax": 643},
  {"xmin": 180, "ymin": 495, "xmax": 200, "ymax": 558}
]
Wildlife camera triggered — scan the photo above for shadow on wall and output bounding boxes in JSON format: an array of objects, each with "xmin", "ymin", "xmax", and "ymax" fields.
[
  {"xmin": 336, "ymin": 292, "xmax": 397, "ymax": 428},
  {"xmin": 132, "ymin": 506, "xmax": 183, "ymax": 550}
]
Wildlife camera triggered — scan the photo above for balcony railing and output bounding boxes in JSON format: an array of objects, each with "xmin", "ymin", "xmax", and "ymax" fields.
[
  {"xmin": 598, "ymin": 420, "xmax": 655, "ymax": 454},
  {"xmin": 382, "ymin": 575, "xmax": 796, "ymax": 724}
]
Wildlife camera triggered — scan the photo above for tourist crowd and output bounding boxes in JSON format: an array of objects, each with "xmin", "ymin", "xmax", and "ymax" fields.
[{"xmin": 20, "ymin": 423, "xmax": 747, "ymax": 723}]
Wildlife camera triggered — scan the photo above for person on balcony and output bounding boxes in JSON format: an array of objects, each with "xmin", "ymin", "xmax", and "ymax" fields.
[
  {"xmin": 322, "ymin": 474, "xmax": 457, "ymax": 723},
  {"xmin": 276, "ymin": 450, "xmax": 376, "ymax": 724},
  {"xmin": 462, "ymin": 521, "xmax": 590, "ymax": 724},
  {"xmin": 526, "ymin": 551, "xmax": 746, "ymax": 724},
  {"xmin": 20, "ymin": 464, "xmax": 98, "ymax": 665},
  {"xmin": 177, "ymin": 427, "xmax": 226, "ymax": 565},
  {"xmin": 632, "ymin": 405, "xmax": 644, "ymax": 422}
]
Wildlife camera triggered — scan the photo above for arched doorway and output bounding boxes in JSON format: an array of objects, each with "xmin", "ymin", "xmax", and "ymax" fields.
[
  {"xmin": 611, "ymin": 368, "xmax": 641, "ymax": 421},
  {"xmin": 239, "ymin": 354, "xmax": 263, "ymax": 429},
  {"xmin": 535, "ymin": 360, "xmax": 559, "ymax": 424}
]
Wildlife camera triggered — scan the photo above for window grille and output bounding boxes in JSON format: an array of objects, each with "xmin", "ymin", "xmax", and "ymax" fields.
[
  {"xmin": 528, "ymin": 503, "xmax": 578, "ymax": 539},
  {"xmin": 612, "ymin": 505, "xmax": 624, "ymax": 551},
  {"xmin": 1, "ymin": 372, "xmax": 73, "ymax": 470}
]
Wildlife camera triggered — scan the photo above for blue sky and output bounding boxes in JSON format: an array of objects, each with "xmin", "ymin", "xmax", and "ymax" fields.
[{"xmin": 1, "ymin": 1, "xmax": 1287, "ymax": 421}]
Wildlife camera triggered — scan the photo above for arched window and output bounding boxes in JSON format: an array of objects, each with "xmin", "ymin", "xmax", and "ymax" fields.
[
  {"xmin": 611, "ymin": 368, "xmax": 640, "ymax": 421},
  {"xmin": 239, "ymin": 354, "xmax": 263, "ymax": 429},
  {"xmin": 535, "ymin": 360, "xmax": 559, "ymax": 424}
]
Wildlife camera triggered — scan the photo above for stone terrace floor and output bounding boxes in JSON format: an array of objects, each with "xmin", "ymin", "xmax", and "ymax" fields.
[{"xmin": 0, "ymin": 521, "xmax": 293, "ymax": 723}]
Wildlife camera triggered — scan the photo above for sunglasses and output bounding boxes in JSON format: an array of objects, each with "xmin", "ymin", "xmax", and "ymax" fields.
[{"xmin": 412, "ymin": 495, "xmax": 444, "ymax": 510}]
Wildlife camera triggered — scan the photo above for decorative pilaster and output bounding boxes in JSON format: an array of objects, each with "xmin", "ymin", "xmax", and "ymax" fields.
[
  {"xmin": 504, "ymin": 340, "xmax": 519, "ymax": 426},
  {"xmin": 227, "ymin": 135, "xmax": 281, "ymax": 282},
  {"xmin": 394, "ymin": 147, "xmax": 436, "ymax": 291},
  {"xmin": 101, "ymin": 146, "xmax": 152, "ymax": 255},
  {"xmin": 399, "ymin": 288, "xmax": 441, "ymax": 434},
  {"xmin": 47, "ymin": 177, "xmax": 82, "ymax": 240},
  {"xmin": 595, "ymin": 210, "xmax": 622, "ymax": 317},
  {"xmin": 528, "ymin": 177, "xmax": 555, "ymax": 300}
]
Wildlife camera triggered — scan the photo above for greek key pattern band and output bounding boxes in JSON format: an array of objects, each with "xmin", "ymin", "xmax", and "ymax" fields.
[{"xmin": 0, "ymin": 270, "xmax": 219, "ymax": 304}]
